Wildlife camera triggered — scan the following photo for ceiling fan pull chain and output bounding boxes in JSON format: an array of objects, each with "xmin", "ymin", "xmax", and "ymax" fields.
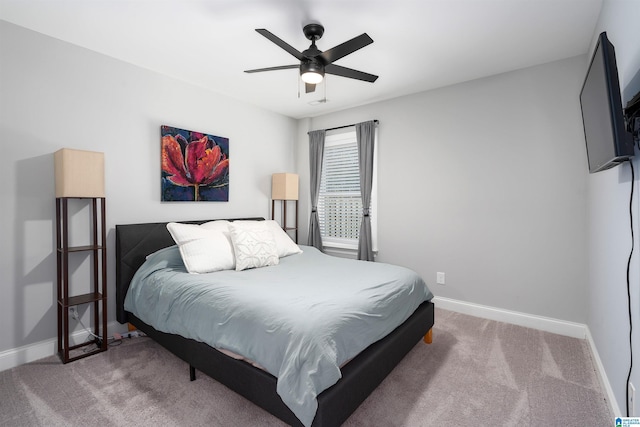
[{"xmin": 323, "ymin": 77, "xmax": 327, "ymax": 103}]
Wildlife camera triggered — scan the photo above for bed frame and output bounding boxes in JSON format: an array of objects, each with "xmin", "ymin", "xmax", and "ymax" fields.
[{"xmin": 115, "ymin": 218, "xmax": 434, "ymax": 427}]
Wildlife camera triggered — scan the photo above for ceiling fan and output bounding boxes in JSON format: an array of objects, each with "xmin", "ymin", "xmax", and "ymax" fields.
[{"xmin": 244, "ymin": 23, "xmax": 378, "ymax": 93}]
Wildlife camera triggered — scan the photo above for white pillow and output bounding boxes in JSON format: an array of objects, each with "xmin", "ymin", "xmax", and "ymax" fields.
[
  {"xmin": 200, "ymin": 220, "xmax": 232, "ymax": 232},
  {"xmin": 233, "ymin": 220, "xmax": 302, "ymax": 258},
  {"xmin": 229, "ymin": 222, "xmax": 279, "ymax": 271},
  {"xmin": 166, "ymin": 221, "xmax": 234, "ymax": 273}
]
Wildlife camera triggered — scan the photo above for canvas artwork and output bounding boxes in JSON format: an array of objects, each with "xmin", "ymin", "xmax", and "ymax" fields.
[{"xmin": 161, "ymin": 125, "xmax": 229, "ymax": 202}]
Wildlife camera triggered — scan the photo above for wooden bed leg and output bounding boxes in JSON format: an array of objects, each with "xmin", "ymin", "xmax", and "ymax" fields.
[
  {"xmin": 190, "ymin": 365, "xmax": 196, "ymax": 381},
  {"xmin": 423, "ymin": 328, "xmax": 433, "ymax": 344}
]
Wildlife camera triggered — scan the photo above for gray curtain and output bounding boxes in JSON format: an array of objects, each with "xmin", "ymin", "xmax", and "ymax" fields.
[
  {"xmin": 308, "ymin": 130, "xmax": 325, "ymax": 251},
  {"xmin": 356, "ymin": 121, "xmax": 375, "ymax": 261}
]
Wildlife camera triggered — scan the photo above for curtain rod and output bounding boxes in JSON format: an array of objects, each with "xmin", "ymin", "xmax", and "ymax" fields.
[{"xmin": 307, "ymin": 119, "xmax": 378, "ymax": 134}]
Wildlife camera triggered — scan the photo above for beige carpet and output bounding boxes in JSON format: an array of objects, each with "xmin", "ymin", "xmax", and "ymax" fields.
[{"xmin": 0, "ymin": 308, "xmax": 614, "ymax": 426}]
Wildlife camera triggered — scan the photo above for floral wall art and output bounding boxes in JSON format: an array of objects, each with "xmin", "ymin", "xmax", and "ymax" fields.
[{"xmin": 161, "ymin": 125, "xmax": 229, "ymax": 202}]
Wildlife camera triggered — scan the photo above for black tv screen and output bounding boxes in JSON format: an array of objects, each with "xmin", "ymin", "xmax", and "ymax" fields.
[{"xmin": 580, "ymin": 32, "xmax": 634, "ymax": 173}]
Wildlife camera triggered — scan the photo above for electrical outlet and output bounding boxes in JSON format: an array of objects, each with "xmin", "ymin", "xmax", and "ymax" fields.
[
  {"xmin": 436, "ymin": 272, "xmax": 445, "ymax": 285},
  {"xmin": 630, "ymin": 382, "xmax": 636, "ymax": 416},
  {"xmin": 69, "ymin": 307, "xmax": 79, "ymax": 320}
]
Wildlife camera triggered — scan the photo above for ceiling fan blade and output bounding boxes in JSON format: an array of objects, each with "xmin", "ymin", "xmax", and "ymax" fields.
[
  {"xmin": 256, "ymin": 29, "xmax": 305, "ymax": 61},
  {"xmin": 325, "ymin": 64, "xmax": 378, "ymax": 83},
  {"xmin": 319, "ymin": 33, "xmax": 373, "ymax": 64},
  {"xmin": 305, "ymin": 83, "xmax": 316, "ymax": 93},
  {"xmin": 244, "ymin": 64, "xmax": 299, "ymax": 73}
]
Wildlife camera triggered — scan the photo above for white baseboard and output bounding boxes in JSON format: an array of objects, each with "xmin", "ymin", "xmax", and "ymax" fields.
[
  {"xmin": 585, "ymin": 327, "xmax": 623, "ymax": 417},
  {"xmin": 432, "ymin": 296, "xmax": 620, "ymax": 417},
  {"xmin": 433, "ymin": 296, "xmax": 587, "ymax": 338},
  {"xmin": 0, "ymin": 320, "xmax": 127, "ymax": 372}
]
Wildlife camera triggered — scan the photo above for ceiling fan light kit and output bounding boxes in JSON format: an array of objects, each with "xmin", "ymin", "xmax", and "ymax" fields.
[
  {"xmin": 300, "ymin": 59, "xmax": 324, "ymax": 84},
  {"xmin": 245, "ymin": 23, "xmax": 377, "ymax": 94}
]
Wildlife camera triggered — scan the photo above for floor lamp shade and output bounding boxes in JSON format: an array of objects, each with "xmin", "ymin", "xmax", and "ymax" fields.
[
  {"xmin": 54, "ymin": 148, "xmax": 105, "ymax": 197},
  {"xmin": 271, "ymin": 173, "xmax": 298, "ymax": 200}
]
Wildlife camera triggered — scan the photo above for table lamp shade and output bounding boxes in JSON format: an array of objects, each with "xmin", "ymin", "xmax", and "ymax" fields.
[
  {"xmin": 54, "ymin": 148, "xmax": 105, "ymax": 197},
  {"xmin": 272, "ymin": 173, "xmax": 298, "ymax": 200}
]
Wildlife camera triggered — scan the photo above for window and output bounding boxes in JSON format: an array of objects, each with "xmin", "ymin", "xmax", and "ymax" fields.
[{"xmin": 318, "ymin": 130, "xmax": 377, "ymax": 251}]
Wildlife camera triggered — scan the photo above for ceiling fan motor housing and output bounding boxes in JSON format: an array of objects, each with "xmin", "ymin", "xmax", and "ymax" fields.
[{"xmin": 300, "ymin": 26, "xmax": 325, "ymax": 84}]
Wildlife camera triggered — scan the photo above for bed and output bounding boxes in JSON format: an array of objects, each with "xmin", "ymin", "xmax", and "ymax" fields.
[{"xmin": 116, "ymin": 218, "xmax": 435, "ymax": 427}]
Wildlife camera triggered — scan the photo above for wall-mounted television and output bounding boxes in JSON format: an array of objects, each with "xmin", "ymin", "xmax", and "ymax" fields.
[{"xmin": 580, "ymin": 32, "xmax": 634, "ymax": 174}]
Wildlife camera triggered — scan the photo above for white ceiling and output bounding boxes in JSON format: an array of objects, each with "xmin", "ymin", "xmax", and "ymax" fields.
[{"xmin": 0, "ymin": 0, "xmax": 603, "ymax": 119}]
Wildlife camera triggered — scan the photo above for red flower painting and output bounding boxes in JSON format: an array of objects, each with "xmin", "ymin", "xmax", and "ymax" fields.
[{"xmin": 161, "ymin": 126, "xmax": 229, "ymax": 201}]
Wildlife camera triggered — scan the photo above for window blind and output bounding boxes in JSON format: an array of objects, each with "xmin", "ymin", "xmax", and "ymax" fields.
[{"xmin": 318, "ymin": 136, "xmax": 362, "ymax": 245}]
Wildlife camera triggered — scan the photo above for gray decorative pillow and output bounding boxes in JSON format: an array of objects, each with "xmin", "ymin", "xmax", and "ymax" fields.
[{"xmin": 233, "ymin": 220, "xmax": 302, "ymax": 258}]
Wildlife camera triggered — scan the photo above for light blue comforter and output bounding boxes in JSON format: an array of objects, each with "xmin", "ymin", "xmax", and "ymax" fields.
[{"xmin": 124, "ymin": 245, "xmax": 432, "ymax": 426}]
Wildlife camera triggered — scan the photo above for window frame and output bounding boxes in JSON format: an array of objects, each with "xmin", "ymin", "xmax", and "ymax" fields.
[{"xmin": 318, "ymin": 129, "xmax": 377, "ymax": 252}]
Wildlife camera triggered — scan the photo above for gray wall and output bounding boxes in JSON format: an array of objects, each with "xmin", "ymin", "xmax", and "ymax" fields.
[
  {"xmin": 297, "ymin": 56, "xmax": 590, "ymax": 324},
  {"xmin": 0, "ymin": 21, "xmax": 297, "ymax": 353},
  {"xmin": 587, "ymin": 0, "xmax": 640, "ymax": 414}
]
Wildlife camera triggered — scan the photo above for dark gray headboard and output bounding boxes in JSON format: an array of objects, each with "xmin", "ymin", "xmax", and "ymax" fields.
[{"xmin": 115, "ymin": 217, "xmax": 263, "ymax": 323}]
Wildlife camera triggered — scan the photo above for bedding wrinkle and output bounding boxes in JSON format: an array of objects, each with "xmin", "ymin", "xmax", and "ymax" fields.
[{"xmin": 124, "ymin": 245, "xmax": 432, "ymax": 427}]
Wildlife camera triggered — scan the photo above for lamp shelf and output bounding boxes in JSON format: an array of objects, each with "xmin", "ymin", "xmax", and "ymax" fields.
[
  {"xmin": 64, "ymin": 340, "xmax": 105, "ymax": 360},
  {"xmin": 56, "ymin": 197, "xmax": 108, "ymax": 363},
  {"xmin": 271, "ymin": 199, "xmax": 298, "ymax": 243},
  {"xmin": 57, "ymin": 244, "xmax": 105, "ymax": 253},
  {"xmin": 59, "ymin": 292, "xmax": 105, "ymax": 308}
]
